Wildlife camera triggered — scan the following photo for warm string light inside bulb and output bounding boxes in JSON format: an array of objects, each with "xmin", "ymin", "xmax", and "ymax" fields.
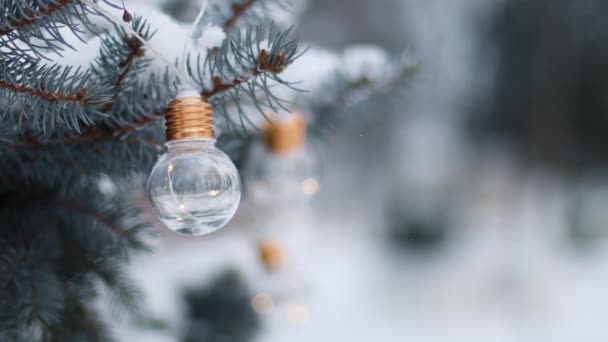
[{"xmin": 148, "ymin": 139, "xmax": 242, "ymax": 236}]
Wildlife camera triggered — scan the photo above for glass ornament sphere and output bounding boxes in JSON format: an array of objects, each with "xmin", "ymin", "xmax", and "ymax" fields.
[
  {"xmin": 245, "ymin": 142, "xmax": 320, "ymax": 206},
  {"xmin": 148, "ymin": 138, "xmax": 241, "ymax": 236}
]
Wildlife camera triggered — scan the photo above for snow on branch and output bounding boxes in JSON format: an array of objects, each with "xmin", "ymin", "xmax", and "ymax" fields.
[
  {"xmin": 92, "ymin": 17, "xmax": 152, "ymax": 114},
  {"xmin": 191, "ymin": 23, "xmax": 303, "ymax": 131},
  {"xmin": 208, "ymin": 0, "xmax": 292, "ymax": 31},
  {"xmin": 306, "ymin": 46, "xmax": 418, "ymax": 138},
  {"xmin": 0, "ymin": 0, "xmax": 117, "ymax": 58}
]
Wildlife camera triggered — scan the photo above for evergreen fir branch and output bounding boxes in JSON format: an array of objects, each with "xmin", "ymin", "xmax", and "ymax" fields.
[
  {"xmin": 26, "ymin": 270, "xmax": 66, "ymax": 340},
  {"xmin": 0, "ymin": 0, "xmax": 74, "ymax": 37},
  {"xmin": 0, "ymin": 177, "xmax": 150, "ymax": 339},
  {"xmin": 0, "ymin": 13, "xmax": 303, "ymax": 168},
  {"xmin": 0, "ymin": 58, "xmax": 111, "ymax": 136},
  {"xmin": 4, "ymin": 22, "xmax": 300, "ymax": 143},
  {"xmin": 192, "ymin": 23, "xmax": 303, "ymax": 131},
  {"xmin": 0, "ymin": 0, "xmax": 115, "ymax": 58},
  {"xmin": 59, "ymin": 281, "xmax": 115, "ymax": 342},
  {"xmin": 100, "ymin": 70, "xmax": 178, "ymax": 131},
  {"xmin": 5, "ymin": 116, "xmax": 161, "ymax": 146},
  {"xmin": 201, "ymin": 49, "xmax": 289, "ymax": 98},
  {"xmin": 97, "ymin": 267, "xmax": 145, "ymax": 320},
  {"xmin": 92, "ymin": 17, "xmax": 152, "ymax": 114},
  {"xmin": 0, "ymin": 1, "xmax": 312, "ymax": 339},
  {"xmin": 54, "ymin": 198, "xmax": 132, "ymax": 241},
  {"xmin": 0, "ymin": 119, "xmax": 163, "ymax": 181},
  {"xmin": 0, "ymin": 76, "xmax": 89, "ymax": 103}
]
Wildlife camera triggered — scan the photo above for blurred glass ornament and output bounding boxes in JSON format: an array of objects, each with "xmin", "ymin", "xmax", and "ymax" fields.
[
  {"xmin": 244, "ymin": 112, "xmax": 320, "ymax": 206},
  {"xmin": 250, "ymin": 292, "xmax": 275, "ymax": 315},
  {"xmin": 258, "ymin": 239, "xmax": 286, "ymax": 272}
]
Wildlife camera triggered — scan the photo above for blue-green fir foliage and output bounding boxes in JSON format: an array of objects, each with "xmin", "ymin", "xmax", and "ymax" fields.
[{"xmin": 0, "ymin": 0, "xmax": 302, "ymax": 340}]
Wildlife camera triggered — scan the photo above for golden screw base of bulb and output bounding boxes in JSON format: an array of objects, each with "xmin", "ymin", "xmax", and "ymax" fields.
[
  {"xmin": 165, "ymin": 97, "xmax": 214, "ymax": 141},
  {"xmin": 264, "ymin": 112, "xmax": 306, "ymax": 154}
]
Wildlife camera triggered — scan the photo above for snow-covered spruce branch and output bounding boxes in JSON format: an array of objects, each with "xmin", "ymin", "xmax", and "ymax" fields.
[
  {"xmin": 95, "ymin": 21, "xmax": 303, "ymax": 135},
  {"xmin": 308, "ymin": 55, "xmax": 418, "ymax": 138},
  {"xmin": 0, "ymin": 0, "xmax": 117, "ymax": 58},
  {"xmin": 192, "ymin": 23, "xmax": 302, "ymax": 131},
  {"xmin": 2, "ymin": 21, "xmax": 301, "ymax": 147},
  {"xmin": 0, "ymin": 17, "xmax": 162, "ymax": 144},
  {"xmin": 92, "ymin": 17, "xmax": 152, "ymax": 114}
]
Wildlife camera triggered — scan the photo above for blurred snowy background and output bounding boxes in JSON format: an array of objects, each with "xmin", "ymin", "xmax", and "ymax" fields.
[{"xmin": 99, "ymin": 0, "xmax": 608, "ymax": 341}]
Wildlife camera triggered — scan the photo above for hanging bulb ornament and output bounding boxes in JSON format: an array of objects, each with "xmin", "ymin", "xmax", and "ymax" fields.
[
  {"xmin": 147, "ymin": 87, "xmax": 241, "ymax": 236},
  {"xmin": 83, "ymin": 1, "xmax": 240, "ymax": 236},
  {"xmin": 258, "ymin": 239, "xmax": 286, "ymax": 272},
  {"xmin": 245, "ymin": 112, "xmax": 320, "ymax": 206},
  {"xmin": 263, "ymin": 113, "xmax": 307, "ymax": 155}
]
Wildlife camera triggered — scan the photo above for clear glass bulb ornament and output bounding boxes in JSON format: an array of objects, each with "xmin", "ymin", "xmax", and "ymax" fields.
[
  {"xmin": 245, "ymin": 112, "xmax": 320, "ymax": 206},
  {"xmin": 148, "ymin": 138, "xmax": 241, "ymax": 236},
  {"xmin": 246, "ymin": 144, "xmax": 319, "ymax": 206}
]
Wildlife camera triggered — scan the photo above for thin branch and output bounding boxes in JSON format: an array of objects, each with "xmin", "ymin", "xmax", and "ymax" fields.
[
  {"xmin": 7, "ymin": 112, "xmax": 164, "ymax": 147},
  {"xmin": 201, "ymin": 49, "xmax": 287, "ymax": 98},
  {"xmin": 224, "ymin": 0, "xmax": 257, "ymax": 30},
  {"xmin": 0, "ymin": 0, "xmax": 74, "ymax": 37},
  {"xmin": 101, "ymin": 33, "xmax": 146, "ymax": 112},
  {"xmin": 202, "ymin": 76, "xmax": 248, "ymax": 98},
  {"xmin": 0, "ymin": 80, "xmax": 89, "ymax": 103},
  {"xmin": 7, "ymin": 47, "xmax": 290, "ymax": 145},
  {"xmin": 54, "ymin": 198, "xmax": 131, "ymax": 240}
]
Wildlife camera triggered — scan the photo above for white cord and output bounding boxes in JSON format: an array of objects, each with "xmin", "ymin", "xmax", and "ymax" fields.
[
  {"xmin": 82, "ymin": 0, "xmax": 190, "ymax": 84},
  {"xmin": 181, "ymin": 0, "xmax": 209, "ymax": 81}
]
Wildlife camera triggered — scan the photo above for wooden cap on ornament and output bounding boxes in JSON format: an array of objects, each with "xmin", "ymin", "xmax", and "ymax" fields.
[{"xmin": 263, "ymin": 112, "xmax": 306, "ymax": 155}]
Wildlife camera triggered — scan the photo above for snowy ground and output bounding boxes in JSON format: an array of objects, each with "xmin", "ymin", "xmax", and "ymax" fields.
[{"xmin": 108, "ymin": 162, "xmax": 608, "ymax": 342}]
